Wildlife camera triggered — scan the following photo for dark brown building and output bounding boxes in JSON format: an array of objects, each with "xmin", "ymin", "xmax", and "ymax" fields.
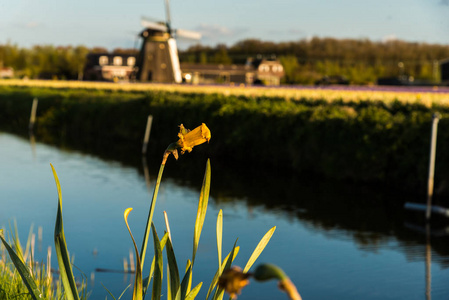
[
  {"xmin": 83, "ymin": 53, "xmax": 137, "ymax": 81},
  {"xmin": 181, "ymin": 58, "xmax": 284, "ymax": 86}
]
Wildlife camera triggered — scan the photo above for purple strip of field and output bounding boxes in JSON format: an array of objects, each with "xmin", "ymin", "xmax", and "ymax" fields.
[{"xmin": 280, "ymin": 84, "xmax": 449, "ymax": 94}]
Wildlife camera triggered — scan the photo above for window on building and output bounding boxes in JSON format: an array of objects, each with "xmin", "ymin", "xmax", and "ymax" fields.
[
  {"xmin": 127, "ymin": 57, "xmax": 136, "ymax": 66},
  {"xmin": 113, "ymin": 56, "xmax": 123, "ymax": 66},
  {"xmin": 259, "ymin": 64, "xmax": 269, "ymax": 72},
  {"xmin": 272, "ymin": 65, "xmax": 283, "ymax": 72},
  {"xmin": 99, "ymin": 56, "xmax": 108, "ymax": 66}
]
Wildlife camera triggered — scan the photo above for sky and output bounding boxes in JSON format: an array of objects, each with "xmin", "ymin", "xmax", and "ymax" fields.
[{"xmin": 0, "ymin": 0, "xmax": 449, "ymax": 51}]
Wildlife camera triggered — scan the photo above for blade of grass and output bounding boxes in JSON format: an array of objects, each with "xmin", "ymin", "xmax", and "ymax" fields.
[
  {"xmin": 151, "ymin": 223, "xmax": 163, "ymax": 300},
  {"xmin": 164, "ymin": 211, "xmax": 173, "ymax": 243},
  {"xmin": 167, "ymin": 264, "xmax": 172, "ymax": 300},
  {"xmin": 51, "ymin": 164, "xmax": 80, "ymax": 300},
  {"xmin": 192, "ymin": 159, "xmax": 211, "ymax": 265},
  {"xmin": 143, "ymin": 233, "xmax": 169, "ymax": 299},
  {"xmin": 176, "ymin": 264, "xmax": 191, "ymax": 300},
  {"xmin": 140, "ymin": 162, "xmax": 166, "ymax": 269},
  {"xmin": 216, "ymin": 210, "xmax": 223, "ymax": 273},
  {"xmin": 101, "ymin": 283, "xmax": 131, "ymax": 300},
  {"xmin": 23, "ymin": 224, "xmax": 34, "ymax": 263},
  {"xmin": 243, "ymin": 226, "xmax": 276, "ymax": 273},
  {"xmin": 185, "ymin": 282, "xmax": 203, "ymax": 300},
  {"xmin": 11, "ymin": 220, "xmax": 24, "ymax": 263},
  {"xmin": 124, "ymin": 208, "xmax": 143, "ymax": 300},
  {"xmin": 166, "ymin": 237, "xmax": 180, "ymax": 299},
  {"xmin": 206, "ymin": 245, "xmax": 240, "ymax": 300},
  {"xmin": 184, "ymin": 260, "xmax": 192, "ymax": 295},
  {"xmin": 101, "ymin": 283, "xmax": 117, "ymax": 300},
  {"xmin": 0, "ymin": 235, "xmax": 42, "ymax": 300}
]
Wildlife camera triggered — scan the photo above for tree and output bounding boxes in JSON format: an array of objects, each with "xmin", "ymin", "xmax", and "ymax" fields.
[{"xmin": 279, "ymin": 55, "xmax": 299, "ymax": 84}]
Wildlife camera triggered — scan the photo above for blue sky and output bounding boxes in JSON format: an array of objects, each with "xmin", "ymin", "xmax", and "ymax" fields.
[{"xmin": 0, "ymin": 0, "xmax": 448, "ymax": 50}]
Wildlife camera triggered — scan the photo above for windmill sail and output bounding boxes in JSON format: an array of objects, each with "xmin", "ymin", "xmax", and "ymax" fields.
[
  {"xmin": 175, "ymin": 29, "xmax": 201, "ymax": 40},
  {"xmin": 167, "ymin": 39, "xmax": 182, "ymax": 83}
]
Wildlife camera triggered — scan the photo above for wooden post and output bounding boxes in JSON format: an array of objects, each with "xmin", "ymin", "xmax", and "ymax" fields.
[
  {"xmin": 29, "ymin": 98, "xmax": 38, "ymax": 132},
  {"xmin": 426, "ymin": 113, "xmax": 440, "ymax": 220},
  {"xmin": 142, "ymin": 115, "xmax": 153, "ymax": 155}
]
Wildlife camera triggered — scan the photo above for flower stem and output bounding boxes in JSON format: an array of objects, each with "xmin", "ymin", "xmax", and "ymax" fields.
[{"xmin": 140, "ymin": 158, "xmax": 166, "ymax": 269}]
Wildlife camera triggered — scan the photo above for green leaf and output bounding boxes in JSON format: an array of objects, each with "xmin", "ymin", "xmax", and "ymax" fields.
[
  {"xmin": 51, "ymin": 164, "xmax": 80, "ymax": 300},
  {"xmin": 206, "ymin": 245, "xmax": 240, "ymax": 300},
  {"xmin": 124, "ymin": 208, "xmax": 143, "ymax": 300},
  {"xmin": 192, "ymin": 159, "xmax": 211, "ymax": 265},
  {"xmin": 0, "ymin": 235, "xmax": 43, "ymax": 300},
  {"xmin": 216, "ymin": 210, "xmax": 223, "ymax": 272},
  {"xmin": 143, "ymin": 233, "xmax": 169, "ymax": 299},
  {"xmin": 151, "ymin": 223, "xmax": 163, "ymax": 300},
  {"xmin": 167, "ymin": 264, "xmax": 172, "ymax": 300},
  {"xmin": 166, "ymin": 237, "xmax": 180, "ymax": 299},
  {"xmin": 243, "ymin": 226, "xmax": 276, "ymax": 273},
  {"xmin": 185, "ymin": 282, "xmax": 203, "ymax": 300},
  {"xmin": 176, "ymin": 264, "xmax": 191, "ymax": 300},
  {"xmin": 184, "ymin": 260, "xmax": 192, "ymax": 295}
]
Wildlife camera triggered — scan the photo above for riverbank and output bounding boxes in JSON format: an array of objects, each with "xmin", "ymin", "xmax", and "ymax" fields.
[{"xmin": 1, "ymin": 82, "xmax": 449, "ymax": 198}]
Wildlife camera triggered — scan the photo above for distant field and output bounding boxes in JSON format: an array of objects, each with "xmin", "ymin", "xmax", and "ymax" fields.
[{"xmin": 1, "ymin": 79, "xmax": 449, "ymax": 107}]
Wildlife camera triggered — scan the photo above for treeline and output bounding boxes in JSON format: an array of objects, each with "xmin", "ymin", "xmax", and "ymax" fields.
[
  {"xmin": 2, "ymin": 37, "xmax": 449, "ymax": 84},
  {"xmin": 179, "ymin": 37, "xmax": 449, "ymax": 84}
]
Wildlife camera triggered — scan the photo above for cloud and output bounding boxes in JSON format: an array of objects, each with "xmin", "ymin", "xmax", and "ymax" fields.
[
  {"xmin": 440, "ymin": 0, "xmax": 449, "ymax": 5},
  {"xmin": 194, "ymin": 24, "xmax": 248, "ymax": 40},
  {"xmin": 382, "ymin": 34, "xmax": 397, "ymax": 43},
  {"xmin": 288, "ymin": 28, "xmax": 305, "ymax": 35},
  {"xmin": 267, "ymin": 28, "xmax": 304, "ymax": 36},
  {"xmin": 13, "ymin": 21, "xmax": 43, "ymax": 29},
  {"xmin": 25, "ymin": 21, "xmax": 41, "ymax": 29}
]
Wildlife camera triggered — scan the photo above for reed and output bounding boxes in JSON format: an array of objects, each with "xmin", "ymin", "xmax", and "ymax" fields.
[{"xmin": 0, "ymin": 225, "xmax": 85, "ymax": 300}]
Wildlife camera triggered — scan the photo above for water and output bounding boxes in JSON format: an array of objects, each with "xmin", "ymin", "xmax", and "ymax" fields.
[{"xmin": 1, "ymin": 132, "xmax": 449, "ymax": 300}]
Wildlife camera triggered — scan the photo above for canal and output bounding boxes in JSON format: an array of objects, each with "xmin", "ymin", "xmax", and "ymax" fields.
[{"xmin": 1, "ymin": 132, "xmax": 448, "ymax": 299}]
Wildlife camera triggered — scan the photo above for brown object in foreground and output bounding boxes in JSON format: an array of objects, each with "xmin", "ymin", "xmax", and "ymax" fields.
[{"xmin": 218, "ymin": 266, "xmax": 251, "ymax": 299}]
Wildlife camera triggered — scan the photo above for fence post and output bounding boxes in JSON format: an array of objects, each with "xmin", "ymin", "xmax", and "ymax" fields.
[
  {"xmin": 29, "ymin": 98, "xmax": 38, "ymax": 132},
  {"xmin": 142, "ymin": 115, "xmax": 153, "ymax": 155},
  {"xmin": 426, "ymin": 113, "xmax": 440, "ymax": 220}
]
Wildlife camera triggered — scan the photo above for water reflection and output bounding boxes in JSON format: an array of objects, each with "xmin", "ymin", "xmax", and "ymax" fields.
[{"xmin": 1, "ymin": 131, "xmax": 449, "ymax": 300}]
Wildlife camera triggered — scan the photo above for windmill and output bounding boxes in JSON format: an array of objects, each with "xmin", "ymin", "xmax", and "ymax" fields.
[{"xmin": 136, "ymin": 0, "xmax": 201, "ymax": 83}]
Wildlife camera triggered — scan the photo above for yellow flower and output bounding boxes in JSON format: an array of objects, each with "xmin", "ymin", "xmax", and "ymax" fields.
[
  {"xmin": 177, "ymin": 123, "xmax": 211, "ymax": 154},
  {"xmin": 162, "ymin": 123, "xmax": 211, "ymax": 164},
  {"xmin": 218, "ymin": 266, "xmax": 250, "ymax": 299}
]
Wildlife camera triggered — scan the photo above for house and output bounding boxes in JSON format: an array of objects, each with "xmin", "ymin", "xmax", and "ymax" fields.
[
  {"xmin": 180, "ymin": 58, "xmax": 284, "ymax": 86},
  {"xmin": 83, "ymin": 53, "xmax": 137, "ymax": 81},
  {"xmin": 0, "ymin": 67, "xmax": 14, "ymax": 79}
]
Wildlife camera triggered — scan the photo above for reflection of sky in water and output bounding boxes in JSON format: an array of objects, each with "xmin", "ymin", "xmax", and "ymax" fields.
[{"xmin": 1, "ymin": 132, "xmax": 449, "ymax": 300}]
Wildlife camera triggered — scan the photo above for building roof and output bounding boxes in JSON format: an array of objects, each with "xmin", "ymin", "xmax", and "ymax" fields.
[{"xmin": 180, "ymin": 63, "xmax": 254, "ymax": 74}]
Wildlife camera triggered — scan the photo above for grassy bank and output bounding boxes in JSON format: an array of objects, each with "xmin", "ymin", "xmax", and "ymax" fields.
[{"xmin": 1, "ymin": 82, "xmax": 449, "ymax": 197}]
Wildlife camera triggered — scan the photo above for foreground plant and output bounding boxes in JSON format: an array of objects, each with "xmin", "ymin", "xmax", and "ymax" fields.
[
  {"xmin": 0, "ymin": 165, "xmax": 89, "ymax": 300},
  {"xmin": 1, "ymin": 122, "xmax": 300, "ymax": 300},
  {"xmin": 0, "ymin": 225, "xmax": 71, "ymax": 300},
  {"xmin": 123, "ymin": 123, "xmax": 299, "ymax": 300}
]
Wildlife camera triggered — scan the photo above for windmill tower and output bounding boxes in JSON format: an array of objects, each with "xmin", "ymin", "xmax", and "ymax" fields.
[{"xmin": 136, "ymin": 0, "xmax": 201, "ymax": 83}]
